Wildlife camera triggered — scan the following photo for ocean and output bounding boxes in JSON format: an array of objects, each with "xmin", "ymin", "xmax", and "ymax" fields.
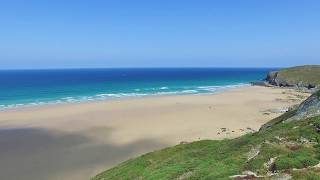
[{"xmin": 0, "ymin": 68, "xmax": 276, "ymax": 109}]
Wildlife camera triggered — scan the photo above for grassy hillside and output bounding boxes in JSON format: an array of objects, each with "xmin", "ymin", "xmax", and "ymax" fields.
[
  {"xmin": 92, "ymin": 109, "xmax": 320, "ymax": 179},
  {"xmin": 273, "ymin": 65, "xmax": 320, "ymax": 87}
]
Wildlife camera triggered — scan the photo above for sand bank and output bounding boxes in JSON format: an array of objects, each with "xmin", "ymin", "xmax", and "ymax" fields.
[{"xmin": 0, "ymin": 86, "xmax": 309, "ymax": 180}]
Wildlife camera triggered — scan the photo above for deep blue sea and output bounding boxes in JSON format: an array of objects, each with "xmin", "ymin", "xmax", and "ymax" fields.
[{"xmin": 0, "ymin": 68, "xmax": 276, "ymax": 109}]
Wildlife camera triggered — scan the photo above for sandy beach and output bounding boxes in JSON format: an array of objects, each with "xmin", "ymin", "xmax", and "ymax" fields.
[{"xmin": 0, "ymin": 86, "xmax": 310, "ymax": 180}]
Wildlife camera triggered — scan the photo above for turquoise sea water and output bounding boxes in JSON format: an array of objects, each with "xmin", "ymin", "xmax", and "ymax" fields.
[{"xmin": 0, "ymin": 68, "xmax": 276, "ymax": 109}]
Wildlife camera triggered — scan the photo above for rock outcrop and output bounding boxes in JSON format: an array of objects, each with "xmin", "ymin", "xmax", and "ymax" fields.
[
  {"xmin": 266, "ymin": 71, "xmax": 280, "ymax": 86},
  {"xmin": 286, "ymin": 91, "xmax": 320, "ymax": 122},
  {"xmin": 265, "ymin": 65, "xmax": 320, "ymax": 91},
  {"xmin": 250, "ymin": 81, "xmax": 272, "ymax": 87}
]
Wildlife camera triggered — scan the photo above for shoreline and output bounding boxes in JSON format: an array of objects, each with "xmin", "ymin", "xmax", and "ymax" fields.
[
  {"xmin": 0, "ymin": 86, "xmax": 310, "ymax": 180},
  {"xmin": 0, "ymin": 83, "xmax": 251, "ymax": 112}
]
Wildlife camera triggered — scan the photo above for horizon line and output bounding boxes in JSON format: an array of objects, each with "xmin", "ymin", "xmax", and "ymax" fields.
[{"xmin": 0, "ymin": 66, "xmax": 285, "ymax": 71}]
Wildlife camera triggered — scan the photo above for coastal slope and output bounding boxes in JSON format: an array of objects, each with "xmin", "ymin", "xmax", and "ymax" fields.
[{"xmin": 92, "ymin": 90, "xmax": 320, "ymax": 180}]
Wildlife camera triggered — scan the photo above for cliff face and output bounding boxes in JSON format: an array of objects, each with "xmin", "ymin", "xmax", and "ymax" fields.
[{"xmin": 265, "ymin": 65, "xmax": 320, "ymax": 89}]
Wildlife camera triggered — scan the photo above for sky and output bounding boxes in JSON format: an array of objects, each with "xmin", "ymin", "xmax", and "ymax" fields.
[{"xmin": 0, "ymin": 0, "xmax": 319, "ymax": 69}]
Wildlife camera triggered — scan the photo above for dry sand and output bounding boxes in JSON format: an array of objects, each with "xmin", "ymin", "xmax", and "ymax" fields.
[{"xmin": 0, "ymin": 86, "xmax": 310, "ymax": 180}]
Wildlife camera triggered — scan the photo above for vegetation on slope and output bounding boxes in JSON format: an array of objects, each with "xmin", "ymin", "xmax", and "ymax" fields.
[
  {"xmin": 93, "ymin": 109, "xmax": 320, "ymax": 179},
  {"xmin": 267, "ymin": 65, "xmax": 320, "ymax": 88},
  {"xmin": 93, "ymin": 86, "xmax": 320, "ymax": 180}
]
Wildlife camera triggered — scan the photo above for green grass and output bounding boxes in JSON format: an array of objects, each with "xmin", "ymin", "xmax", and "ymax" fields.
[
  {"xmin": 275, "ymin": 147, "xmax": 319, "ymax": 170},
  {"xmin": 259, "ymin": 107, "xmax": 297, "ymax": 131},
  {"xmin": 291, "ymin": 169, "xmax": 320, "ymax": 180},
  {"xmin": 92, "ymin": 111, "xmax": 320, "ymax": 180},
  {"xmin": 276, "ymin": 65, "xmax": 320, "ymax": 87}
]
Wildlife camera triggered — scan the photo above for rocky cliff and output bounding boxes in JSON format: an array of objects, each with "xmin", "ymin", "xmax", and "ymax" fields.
[{"xmin": 266, "ymin": 65, "xmax": 320, "ymax": 90}]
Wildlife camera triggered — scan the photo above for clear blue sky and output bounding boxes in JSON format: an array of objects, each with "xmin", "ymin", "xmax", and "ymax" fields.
[{"xmin": 1, "ymin": 0, "xmax": 319, "ymax": 69}]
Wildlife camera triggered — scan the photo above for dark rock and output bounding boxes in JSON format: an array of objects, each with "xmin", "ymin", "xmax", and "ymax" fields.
[
  {"xmin": 266, "ymin": 71, "xmax": 279, "ymax": 86},
  {"xmin": 221, "ymin": 128, "xmax": 227, "ymax": 132},
  {"xmin": 179, "ymin": 141, "xmax": 189, "ymax": 145},
  {"xmin": 308, "ymin": 84, "xmax": 316, "ymax": 89},
  {"xmin": 315, "ymin": 125, "xmax": 320, "ymax": 133},
  {"xmin": 250, "ymin": 81, "xmax": 273, "ymax": 87},
  {"xmin": 270, "ymin": 163, "xmax": 277, "ymax": 173},
  {"xmin": 286, "ymin": 90, "xmax": 320, "ymax": 122}
]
